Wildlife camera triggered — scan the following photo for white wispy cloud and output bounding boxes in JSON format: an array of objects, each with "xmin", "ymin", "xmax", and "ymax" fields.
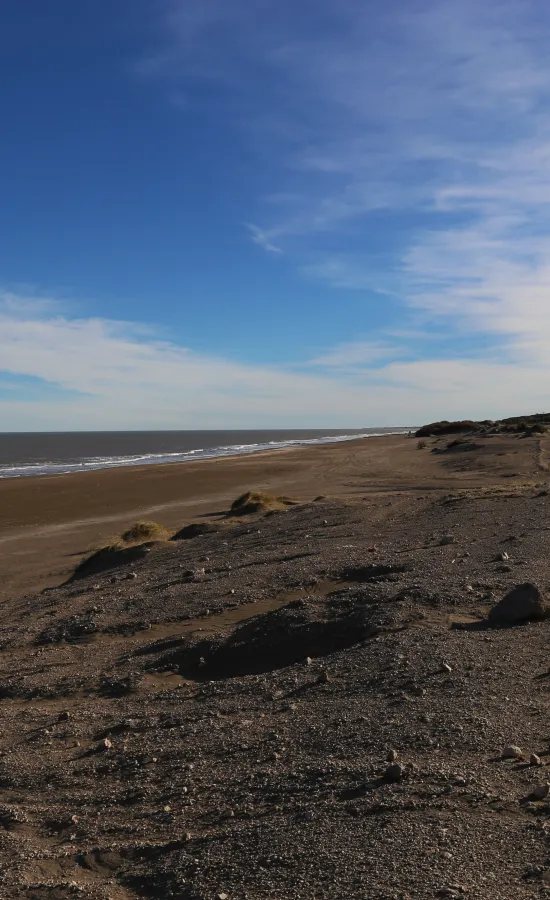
[
  {"xmin": 146, "ymin": 0, "xmax": 550, "ymax": 376},
  {"xmin": 308, "ymin": 341, "xmax": 398, "ymax": 369},
  {"xmin": 2, "ymin": 291, "xmax": 550, "ymax": 430},
  {"xmin": 245, "ymin": 223, "xmax": 283, "ymax": 254}
]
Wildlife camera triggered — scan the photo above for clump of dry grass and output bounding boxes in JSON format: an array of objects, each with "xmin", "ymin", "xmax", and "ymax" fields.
[
  {"xmin": 72, "ymin": 520, "xmax": 170, "ymax": 580},
  {"xmin": 119, "ymin": 520, "xmax": 169, "ymax": 544},
  {"xmin": 229, "ymin": 490, "xmax": 298, "ymax": 516}
]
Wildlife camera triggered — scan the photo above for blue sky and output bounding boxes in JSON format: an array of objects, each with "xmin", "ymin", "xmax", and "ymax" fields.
[{"xmin": 2, "ymin": 0, "xmax": 550, "ymax": 430}]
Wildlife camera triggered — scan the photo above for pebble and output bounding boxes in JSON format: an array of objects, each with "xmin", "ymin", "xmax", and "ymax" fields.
[
  {"xmin": 530, "ymin": 783, "xmax": 550, "ymax": 800},
  {"xmin": 305, "ymin": 656, "xmax": 313, "ymax": 666},
  {"xmin": 441, "ymin": 663, "xmax": 452, "ymax": 674},
  {"xmin": 387, "ymin": 749, "xmax": 398, "ymax": 762},
  {"xmin": 440, "ymin": 535, "xmax": 455, "ymax": 545},
  {"xmin": 384, "ymin": 763, "xmax": 404, "ymax": 782},
  {"xmin": 501, "ymin": 745, "xmax": 522, "ymax": 759},
  {"xmin": 101, "ymin": 739, "xmax": 112, "ymax": 751},
  {"xmin": 530, "ymin": 753, "xmax": 542, "ymax": 767}
]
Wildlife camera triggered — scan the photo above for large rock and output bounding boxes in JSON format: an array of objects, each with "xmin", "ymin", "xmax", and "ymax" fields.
[{"xmin": 488, "ymin": 582, "xmax": 547, "ymax": 627}]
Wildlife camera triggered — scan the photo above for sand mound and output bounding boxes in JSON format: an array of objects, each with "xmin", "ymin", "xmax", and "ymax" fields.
[
  {"xmin": 71, "ymin": 520, "xmax": 169, "ymax": 580},
  {"xmin": 229, "ymin": 490, "xmax": 298, "ymax": 516},
  {"xmin": 119, "ymin": 520, "xmax": 169, "ymax": 543}
]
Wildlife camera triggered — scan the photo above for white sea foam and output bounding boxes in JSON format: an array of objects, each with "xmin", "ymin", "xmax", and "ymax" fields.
[{"xmin": 0, "ymin": 430, "xmax": 411, "ymax": 478}]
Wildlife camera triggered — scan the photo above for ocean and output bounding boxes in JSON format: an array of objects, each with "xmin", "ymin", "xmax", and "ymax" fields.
[{"xmin": 0, "ymin": 428, "xmax": 411, "ymax": 478}]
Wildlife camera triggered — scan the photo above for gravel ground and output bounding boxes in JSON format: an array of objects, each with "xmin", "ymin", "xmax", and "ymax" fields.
[{"xmin": 2, "ymin": 466, "xmax": 550, "ymax": 898}]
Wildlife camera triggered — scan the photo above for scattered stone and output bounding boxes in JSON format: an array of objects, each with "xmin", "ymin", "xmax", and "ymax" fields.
[
  {"xmin": 58, "ymin": 711, "xmax": 70, "ymax": 722},
  {"xmin": 316, "ymin": 671, "xmax": 330, "ymax": 684},
  {"xmin": 530, "ymin": 753, "xmax": 542, "ymax": 767},
  {"xmin": 488, "ymin": 582, "xmax": 547, "ymax": 627},
  {"xmin": 387, "ymin": 749, "xmax": 398, "ymax": 762},
  {"xmin": 384, "ymin": 763, "xmax": 404, "ymax": 782},
  {"xmin": 441, "ymin": 663, "xmax": 452, "ymax": 674},
  {"xmin": 496, "ymin": 551, "xmax": 510, "ymax": 561},
  {"xmin": 530, "ymin": 783, "xmax": 550, "ymax": 800},
  {"xmin": 501, "ymin": 745, "xmax": 522, "ymax": 759},
  {"xmin": 101, "ymin": 739, "xmax": 112, "ymax": 751},
  {"xmin": 525, "ymin": 863, "xmax": 544, "ymax": 877},
  {"xmin": 305, "ymin": 656, "xmax": 313, "ymax": 666}
]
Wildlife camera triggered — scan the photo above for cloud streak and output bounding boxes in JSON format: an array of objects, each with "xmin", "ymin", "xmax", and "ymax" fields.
[
  {"xmin": 149, "ymin": 0, "xmax": 550, "ymax": 376},
  {"xmin": 2, "ymin": 292, "xmax": 550, "ymax": 430}
]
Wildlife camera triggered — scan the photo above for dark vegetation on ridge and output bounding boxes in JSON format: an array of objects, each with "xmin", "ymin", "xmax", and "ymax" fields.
[{"xmin": 416, "ymin": 411, "xmax": 550, "ymax": 437}]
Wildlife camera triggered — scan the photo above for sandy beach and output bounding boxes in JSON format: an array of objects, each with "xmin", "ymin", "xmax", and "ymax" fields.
[{"xmin": 0, "ymin": 431, "xmax": 544, "ymax": 600}]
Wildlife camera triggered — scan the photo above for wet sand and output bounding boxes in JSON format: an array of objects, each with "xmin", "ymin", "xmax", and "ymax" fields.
[{"xmin": 0, "ymin": 432, "xmax": 545, "ymax": 599}]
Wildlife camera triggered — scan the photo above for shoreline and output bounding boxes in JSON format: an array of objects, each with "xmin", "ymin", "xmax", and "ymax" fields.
[
  {"xmin": 0, "ymin": 428, "xmax": 411, "ymax": 480},
  {"xmin": 0, "ymin": 431, "xmax": 544, "ymax": 602}
]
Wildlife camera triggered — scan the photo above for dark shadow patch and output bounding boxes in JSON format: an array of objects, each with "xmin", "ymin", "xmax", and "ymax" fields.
[
  {"xmin": 339, "ymin": 564, "xmax": 409, "ymax": 583},
  {"xmin": 171, "ymin": 523, "xmax": 221, "ymax": 541},
  {"xmin": 68, "ymin": 543, "xmax": 152, "ymax": 581},
  {"xmin": 150, "ymin": 601, "xmax": 391, "ymax": 680}
]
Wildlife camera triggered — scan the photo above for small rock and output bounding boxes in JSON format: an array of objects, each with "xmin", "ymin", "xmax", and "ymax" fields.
[
  {"xmin": 488, "ymin": 582, "xmax": 547, "ymax": 627},
  {"xmin": 440, "ymin": 535, "xmax": 455, "ymax": 545},
  {"xmin": 496, "ymin": 551, "xmax": 510, "ymax": 561},
  {"xmin": 317, "ymin": 671, "xmax": 330, "ymax": 684},
  {"xmin": 58, "ymin": 711, "xmax": 70, "ymax": 722},
  {"xmin": 530, "ymin": 783, "xmax": 550, "ymax": 800},
  {"xmin": 218, "ymin": 894, "xmax": 229, "ymax": 899},
  {"xmin": 441, "ymin": 663, "xmax": 452, "ymax": 674},
  {"xmin": 530, "ymin": 753, "xmax": 542, "ymax": 767},
  {"xmin": 525, "ymin": 863, "xmax": 544, "ymax": 877},
  {"xmin": 501, "ymin": 745, "xmax": 522, "ymax": 759},
  {"xmin": 384, "ymin": 763, "xmax": 404, "ymax": 782},
  {"xmin": 387, "ymin": 749, "xmax": 398, "ymax": 762},
  {"xmin": 101, "ymin": 739, "xmax": 112, "ymax": 751},
  {"xmin": 126, "ymin": 572, "xmax": 138, "ymax": 580},
  {"xmin": 305, "ymin": 656, "xmax": 313, "ymax": 666}
]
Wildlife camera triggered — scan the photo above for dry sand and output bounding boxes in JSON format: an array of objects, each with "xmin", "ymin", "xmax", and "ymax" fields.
[{"xmin": 0, "ymin": 432, "xmax": 544, "ymax": 600}]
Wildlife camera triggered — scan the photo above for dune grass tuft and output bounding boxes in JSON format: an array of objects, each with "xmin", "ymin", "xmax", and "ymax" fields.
[
  {"xmin": 229, "ymin": 490, "xmax": 298, "ymax": 516},
  {"xmin": 119, "ymin": 520, "xmax": 169, "ymax": 544},
  {"xmin": 72, "ymin": 519, "xmax": 170, "ymax": 580}
]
